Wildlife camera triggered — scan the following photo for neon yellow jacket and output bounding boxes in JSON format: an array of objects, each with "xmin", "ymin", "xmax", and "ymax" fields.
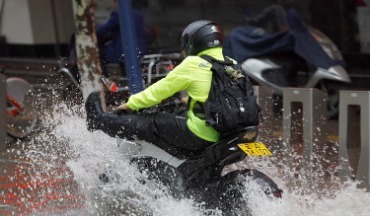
[{"xmin": 126, "ymin": 47, "xmax": 227, "ymax": 142}]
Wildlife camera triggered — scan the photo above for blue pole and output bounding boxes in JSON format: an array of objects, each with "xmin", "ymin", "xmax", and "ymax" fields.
[{"xmin": 117, "ymin": 0, "xmax": 144, "ymax": 94}]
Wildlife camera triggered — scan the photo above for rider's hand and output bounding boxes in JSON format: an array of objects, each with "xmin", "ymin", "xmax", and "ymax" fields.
[
  {"xmin": 116, "ymin": 103, "xmax": 131, "ymax": 111},
  {"xmin": 114, "ymin": 103, "xmax": 132, "ymax": 115},
  {"xmin": 181, "ymin": 96, "xmax": 189, "ymax": 105}
]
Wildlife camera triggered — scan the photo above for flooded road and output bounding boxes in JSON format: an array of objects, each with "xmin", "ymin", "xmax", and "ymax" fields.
[{"xmin": 1, "ymin": 91, "xmax": 370, "ymax": 216}]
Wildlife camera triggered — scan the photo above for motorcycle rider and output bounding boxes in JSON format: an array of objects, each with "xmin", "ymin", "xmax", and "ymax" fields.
[{"xmin": 85, "ymin": 20, "xmax": 245, "ymax": 153}]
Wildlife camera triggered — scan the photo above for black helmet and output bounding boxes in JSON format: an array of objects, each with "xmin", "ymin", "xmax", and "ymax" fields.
[{"xmin": 180, "ymin": 20, "xmax": 223, "ymax": 57}]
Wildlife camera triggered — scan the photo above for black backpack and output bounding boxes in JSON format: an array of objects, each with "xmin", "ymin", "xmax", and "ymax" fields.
[{"xmin": 195, "ymin": 55, "xmax": 260, "ymax": 133}]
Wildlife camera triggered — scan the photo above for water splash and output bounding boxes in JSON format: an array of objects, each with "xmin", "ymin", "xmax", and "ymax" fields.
[
  {"xmin": 229, "ymin": 151, "xmax": 370, "ymax": 216},
  {"xmin": 4, "ymin": 97, "xmax": 370, "ymax": 215},
  {"xmin": 17, "ymin": 101, "xmax": 219, "ymax": 216}
]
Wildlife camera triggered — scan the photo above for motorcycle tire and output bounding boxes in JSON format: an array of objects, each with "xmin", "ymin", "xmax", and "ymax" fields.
[
  {"xmin": 216, "ymin": 171, "xmax": 251, "ymax": 216},
  {"xmin": 217, "ymin": 169, "xmax": 282, "ymax": 215}
]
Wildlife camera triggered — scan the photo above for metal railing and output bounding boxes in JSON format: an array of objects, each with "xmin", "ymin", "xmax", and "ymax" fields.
[
  {"xmin": 256, "ymin": 86, "xmax": 370, "ymax": 190},
  {"xmin": 338, "ymin": 90, "xmax": 370, "ymax": 189}
]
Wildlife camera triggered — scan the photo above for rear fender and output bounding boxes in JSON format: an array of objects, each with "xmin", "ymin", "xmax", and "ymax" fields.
[
  {"xmin": 242, "ymin": 58, "xmax": 285, "ymax": 95},
  {"xmin": 305, "ymin": 65, "xmax": 351, "ymax": 88},
  {"xmin": 240, "ymin": 169, "xmax": 283, "ymax": 198}
]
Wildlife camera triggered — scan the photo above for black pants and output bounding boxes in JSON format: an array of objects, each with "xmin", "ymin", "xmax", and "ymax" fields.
[{"xmin": 97, "ymin": 112, "xmax": 214, "ymax": 153}]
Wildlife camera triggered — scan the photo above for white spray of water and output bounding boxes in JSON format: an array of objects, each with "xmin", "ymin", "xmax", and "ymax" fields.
[
  {"xmin": 32, "ymin": 103, "xmax": 220, "ymax": 216},
  {"xmin": 230, "ymin": 155, "xmax": 370, "ymax": 216},
  {"xmin": 19, "ymin": 101, "xmax": 370, "ymax": 216}
]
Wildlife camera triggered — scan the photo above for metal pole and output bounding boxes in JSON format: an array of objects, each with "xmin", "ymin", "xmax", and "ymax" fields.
[
  {"xmin": 0, "ymin": 74, "xmax": 6, "ymax": 152},
  {"xmin": 117, "ymin": 0, "xmax": 144, "ymax": 94}
]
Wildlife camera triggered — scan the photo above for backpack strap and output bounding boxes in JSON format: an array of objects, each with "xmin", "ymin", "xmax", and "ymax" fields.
[
  {"xmin": 186, "ymin": 55, "xmax": 220, "ymax": 121},
  {"xmin": 200, "ymin": 54, "xmax": 236, "ymax": 83},
  {"xmin": 199, "ymin": 55, "xmax": 234, "ymax": 128},
  {"xmin": 200, "ymin": 54, "xmax": 234, "ymax": 66}
]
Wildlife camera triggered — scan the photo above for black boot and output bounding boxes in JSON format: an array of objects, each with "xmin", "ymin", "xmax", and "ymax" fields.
[{"xmin": 85, "ymin": 91, "xmax": 104, "ymax": 131}]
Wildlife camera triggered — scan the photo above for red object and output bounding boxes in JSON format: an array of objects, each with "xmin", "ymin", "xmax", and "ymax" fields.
[
  {"xmin": 6, "ymin": 107, "xmax": 20, "ymax": 116},
  {"xmin": 6, "ymin": 95, "xmax": 23, "ymax": 111},
  {"xmin": 101, "ymin": 77, "xmax": 118, "ymax": 92}
]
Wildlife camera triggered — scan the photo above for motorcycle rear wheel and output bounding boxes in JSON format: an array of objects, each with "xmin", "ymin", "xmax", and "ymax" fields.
[
  {"xmin": 217, "ymin": 169, "xmax": 282, "ymax": 215},
  {"xmin": 220, "ymin": 179, "xmax": 252, "ymax": 216}
]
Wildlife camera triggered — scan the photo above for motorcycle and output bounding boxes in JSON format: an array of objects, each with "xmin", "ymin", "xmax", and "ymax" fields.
[
  {"xmin": 223, "ymin": 9, "xmax": 351, "ymax": 118},
  {"xmin": 98, "ymin": 99, "xmax": 282, "ymax": 215},
  {"xmin": 58, "ymin": 45, "xmax": 282, "ymax": 214}
]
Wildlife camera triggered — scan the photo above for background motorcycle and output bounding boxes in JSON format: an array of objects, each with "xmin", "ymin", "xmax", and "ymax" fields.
[
  {"xmin": 223, "ymin": 9, "xmax": 351, "ymax": 118},
  {"xmin": 55, "ymin": 53, "xmax": 179, "ymax": 108}
]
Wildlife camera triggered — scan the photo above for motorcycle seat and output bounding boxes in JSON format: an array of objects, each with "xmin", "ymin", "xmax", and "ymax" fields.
[
  {"xmin": 167, "ymin": 126, "xmax": 258, "ymax": 160},
  {"xmin": 219, "ymin": 126, "xmax": 258, "ymax": 140}
]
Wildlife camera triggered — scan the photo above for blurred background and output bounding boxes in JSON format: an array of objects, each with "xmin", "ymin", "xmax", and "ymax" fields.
[{"xmin": 0, "ymin": 0, "xmax": 368, "ymax": 58}]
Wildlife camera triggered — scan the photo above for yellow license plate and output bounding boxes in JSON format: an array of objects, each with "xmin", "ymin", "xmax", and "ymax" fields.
[{"xmin": 237, "ymin": 142, "xmax": 272, "ymax": 156}]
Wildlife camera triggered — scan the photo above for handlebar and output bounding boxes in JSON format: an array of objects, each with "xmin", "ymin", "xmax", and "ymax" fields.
[
  {"xmin": 114, "ymin": 98, "xmax": 185, "ymax": 116},
  {"xmin": 160, "ymin": 98, "xmax": 183, "ymax": 109},
  {"xmin": 142, "ymin": 53, "xmax": 182, "ymax": 61}
]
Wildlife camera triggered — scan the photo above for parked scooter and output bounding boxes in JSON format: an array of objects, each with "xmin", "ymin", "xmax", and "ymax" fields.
[{"xmin": 223, "ymin": 9, "xmax": 351, "ymax": 118}]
